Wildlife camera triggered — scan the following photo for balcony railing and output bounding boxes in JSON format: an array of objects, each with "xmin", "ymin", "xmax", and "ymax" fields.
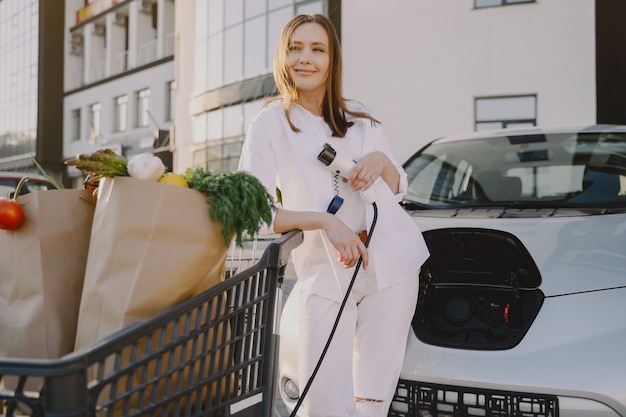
[
  {"xmin": 81, "ymin": 32, "xmax": 174, "ymax": 85},
  {"xmin": 69, "ymin": 68, "xmax": 84, "ymax": 90},
  {"xmin": 137, "ymin": 40, "xmax": 157, "ymax": 66},
  {"xmin": 111, "ymin": 51, "xmax": 129, "ymax": 76},
  {"xmin": 90, "ymin": 59, "xmax": 107, "ymax": 83},
  {"xmin": 164, "ymin": 32, "xmax": 175, "ymax": 57}
]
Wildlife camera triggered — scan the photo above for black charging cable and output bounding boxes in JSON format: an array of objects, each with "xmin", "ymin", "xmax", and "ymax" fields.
[{"xmin": 289, "ymin": 202, "xmax": 378, "ymax": 417}]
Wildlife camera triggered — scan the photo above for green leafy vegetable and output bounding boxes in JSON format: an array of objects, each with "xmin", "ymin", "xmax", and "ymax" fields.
[
  {"xmin": 64, "ymin": 149, "xmax": 129, "ymax": 179},
  {"xmin": 32, "ymin": 156, "xmax": 63, "ymax": 190},
  {"xmin": 184, "ymin": 167, "xmax": 275, "ymax": 247}
]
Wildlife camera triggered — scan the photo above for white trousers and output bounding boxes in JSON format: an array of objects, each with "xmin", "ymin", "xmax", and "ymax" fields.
[{"xmin": 297, "ymin": 267, "xmax": 419, "ymax": 417}]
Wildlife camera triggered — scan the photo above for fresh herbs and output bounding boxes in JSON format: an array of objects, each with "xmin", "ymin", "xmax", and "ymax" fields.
[{"xmin": 184, "ymin": 167, "xmax": 275, "ymax": 247}]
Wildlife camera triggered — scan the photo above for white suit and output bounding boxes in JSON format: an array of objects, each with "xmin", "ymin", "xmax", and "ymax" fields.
[{"xmin": 238, "ymin": 100, "xmax": 429, "ymax": 417}]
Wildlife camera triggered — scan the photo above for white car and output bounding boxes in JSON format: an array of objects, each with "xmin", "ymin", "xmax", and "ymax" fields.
[
  {"xmin": 278, "ymin": 125, "xmax": 626, "ymax": 417},
  {"xmin": 0, "ymin": 171, "xmax": 56, "ymax": 198}
]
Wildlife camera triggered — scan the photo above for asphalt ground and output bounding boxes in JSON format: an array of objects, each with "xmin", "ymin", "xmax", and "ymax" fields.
[{"xmin": 274, "ymin": 264, "xmax": 297, "ymax": 417}]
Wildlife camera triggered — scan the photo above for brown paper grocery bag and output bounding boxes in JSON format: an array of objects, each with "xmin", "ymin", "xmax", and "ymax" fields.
[
  {"xmin": 74, "ymin": 176, "xmax": 232, "ymax": 410},
  {"xmin": 0, "ymin": 189, "xmax": 95, "ymax": 389},
  {"xmin": 75, "ymin": 176, "xmax": 230, "ymax": 346}
]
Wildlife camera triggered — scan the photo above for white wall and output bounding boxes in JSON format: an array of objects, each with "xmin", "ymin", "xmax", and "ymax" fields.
[{"xmin": 341, "ymin": 0, "xmax": 597, "ymax": 163}]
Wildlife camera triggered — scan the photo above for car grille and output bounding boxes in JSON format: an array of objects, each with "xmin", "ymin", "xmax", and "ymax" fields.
[{"xmin": 389, "ymin": 379, "xmax": 559, "ymax": 417}]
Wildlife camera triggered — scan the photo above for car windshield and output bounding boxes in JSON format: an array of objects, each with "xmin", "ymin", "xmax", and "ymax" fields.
[
  {"xmin": 0, "ymin": 178, "xmax": 55, "ymax": 198},
  {"xmin": 403, "ymin": 130, "xmax": 626, "ymax": 209}
]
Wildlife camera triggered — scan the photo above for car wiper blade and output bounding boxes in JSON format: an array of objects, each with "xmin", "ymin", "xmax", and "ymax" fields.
[
  {"xmin": 401, "ymin": 198, "xmax": 626, "ymax": 214},
  {"xmin": 400, "ymin": 200, "xmax": 431, "ymax": 210}
]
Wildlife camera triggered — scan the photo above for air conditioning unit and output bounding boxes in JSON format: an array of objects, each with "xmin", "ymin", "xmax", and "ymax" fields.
[
  {"xmin": 69, "ymin": 33, "xmax": 83, "ymax": 56},
  {"xmin": 114, "ymin": 12, "xmax": 127, "ymax": 26},
  {"xmin": 140, "ymin": 0, "xmax": 154, "ymax": 14},
  {"xmin": 93, "ymin": 22, "xmax": 106, "ymax": 37}
]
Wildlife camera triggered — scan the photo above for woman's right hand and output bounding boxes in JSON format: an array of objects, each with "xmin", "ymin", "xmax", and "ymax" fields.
[
  {"xmin": 273, "ymin": 208, "xmax": 369, "ymax": 269},
  {"xmin": 323, "ymin": 214, "xmax": 369, "ymax": 269}
]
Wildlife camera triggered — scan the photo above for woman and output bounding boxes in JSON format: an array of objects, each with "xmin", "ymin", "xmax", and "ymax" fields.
[{"xmin": 238, "ymin": 14, "xmax": 429, "ymax": 417}]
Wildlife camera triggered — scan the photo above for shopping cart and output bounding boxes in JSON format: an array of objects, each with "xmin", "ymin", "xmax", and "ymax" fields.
[{"xmin": 0, "ymin": 230, "xmax": 303, "ymax": 417}]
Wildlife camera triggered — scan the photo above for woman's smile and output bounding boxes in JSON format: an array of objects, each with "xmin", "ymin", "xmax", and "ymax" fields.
[{"xmin": 287, "ymin": 22, "xmax": 330, "ymax": 98}]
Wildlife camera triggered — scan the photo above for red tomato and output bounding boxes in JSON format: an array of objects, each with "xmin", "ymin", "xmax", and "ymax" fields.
[{"xmin": 0, "ymin": 198, "xmax": 25, "ymax": 230}]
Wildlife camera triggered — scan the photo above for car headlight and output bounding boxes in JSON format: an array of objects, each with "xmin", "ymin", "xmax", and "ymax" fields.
[{"xmin": 283, "ymin": 378, "xmax": 300, "ymax": 400}]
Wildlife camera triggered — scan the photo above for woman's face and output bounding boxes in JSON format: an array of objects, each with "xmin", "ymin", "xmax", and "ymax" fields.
[{"xmin": 287, "ymin": 22, "xmax": 330, "ymax": 98}]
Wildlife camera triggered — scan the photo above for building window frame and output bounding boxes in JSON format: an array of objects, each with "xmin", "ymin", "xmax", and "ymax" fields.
[
  {"xmin": 475, "ymin": 0, "xmax": 535, "ymax": 9},
  {"xmin": 115, "ymin": 95, "xmax": 128, "ymax": 132},
  {"xmin": 89, "ymin": 102, "xmax": 101, "ymax": 143},
  {"xmin": 474, "ymin": 95, "xmax": 537, "ymax": 131},
  {"xmin": 166, "ymin": 80, "xmax": 175, "ymax": 122},
  {"xmin": 136, "ymin": 88, "xmax": 151, "ymax": 128},
  {"xmin": 71, "ymin": 108, "xmax": 82, "ymax": 142}
]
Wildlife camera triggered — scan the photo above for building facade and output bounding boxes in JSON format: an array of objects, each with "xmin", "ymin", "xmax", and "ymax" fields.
[
  {"xmin": 2, "ymin": 0, "xmax": 624, "ymax": 181},
  {"xmin": 174, "ymin": 0, "xmax": 332, "ymax": 174},
  {"xmin": 173, "ymin": 0, "xmax": 626, "ymax": 173},
  {"xmin": 340, "ymin": 0, "xmax": 626, "ymax": 160},
  {"xmin": 63, "ymin": 0, "xmax": 175, "ymax": 185},
  {"xmin": 0, "ymin": 0, "xmax": 64, "ymax": 176}
]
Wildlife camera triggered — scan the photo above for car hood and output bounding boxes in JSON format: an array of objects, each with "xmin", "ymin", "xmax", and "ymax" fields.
[{"xmin": 408, "ymin": 209, "xmax": 626, "ymax": 297}]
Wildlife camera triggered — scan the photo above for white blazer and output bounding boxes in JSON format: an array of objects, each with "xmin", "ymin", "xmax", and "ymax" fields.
[{"xmin": 239, "ymin": 100, "xmax": 430, "ymax": 302}]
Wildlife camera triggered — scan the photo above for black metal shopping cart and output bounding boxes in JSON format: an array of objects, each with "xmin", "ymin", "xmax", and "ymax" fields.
[{"xmin": 0, "ymin": 230, "xmax": 303, "ymax": 417}]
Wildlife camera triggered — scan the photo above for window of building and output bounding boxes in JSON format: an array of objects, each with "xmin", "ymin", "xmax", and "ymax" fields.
[
  {"xmin": 89, "ymin": 102, "xmax": 101, "ymax": 143},
  {"xmin": 191, "ymin": 1, "xmax": 327, "ymax": 172},
  {"xmin": 196, "ymin": 0, "xmax": 326, "ymax": 92},
  {"xmin": 475, "ymin": 95, "xmax": 536, "ymax": 131},
  {"xmin": 166, "ymin": 80, "xmax": 175, "ymax": 121},
  {"xmin": 0, "ymin": 0, "xmax": 39, "ymax": 165},
  {"xmin": 71, "ymin": 108, "xmax": 81, "ymax": 141},
  {"xmin": 296, "ymin": 1, "xmax": 324, "ymax": 14},
  {"xmin": 475, "ymin": 0, "xmax": 535, "ymax": 8},
  {"xmin": 136, "ymin": 88, "xmax": 151, "ymax": 127},
  {"xmin": 115, "ymin": 95, "xmax": 128, "ymax": 132}
]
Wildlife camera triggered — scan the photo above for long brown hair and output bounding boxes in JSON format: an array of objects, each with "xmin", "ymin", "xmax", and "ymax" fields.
[{"xmin": 271, "ymin": 14, "xmax": 379, "ymax": 137}]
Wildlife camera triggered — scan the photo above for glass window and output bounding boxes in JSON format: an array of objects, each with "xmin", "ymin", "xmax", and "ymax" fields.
[
  {"xmin": 196, "ymin": 0, "xmax": 331, "ymax": 94},
  {"xmin": 222, "ymin": 141, "xmax": 243, "ymax": 172},
  {"xmin": 207, "ymin": 109, "xmax": 223, "ymax": 140},
  {"xmin": 223, "ymin": 105, "xmax": 243, "ymax": 138},
  {"xmin": 475, "ymin": 0, "xmax": 534, "ymax": 8},
  {"xmin": 296, "ymin": 1, "xmax": 323, "ymax": 14},
  {"xmin": 192, "ymin": 113, "xmax": 207, "ymax": 144},
  {"xmin": 136, "ymin": 88, "xmax": 151, "ymax": 127},
  {"xmin": 475, "ymin": 95, "xmax": 536, "ymax": 131},
  {"xmin": 269, "ymin": 0, "xmax": 292, "ymax": 9},
  {"xmin": 71, "ymin": 108, "xmax": 81, "ymax": 141},
  {"xmin": 243, "ymin": 99, "xmax": 265, "ymax": 132},
  {"xmin": 207, "ymin": 34, "xmax": 224, "ymax": 89},
  {"xmin": 195, "ymin": 0, "xmax": 209, "ymax": 41},
  {"xmin": 195, "ymin": 38, "xmax": 208, "ymax": 92},
  {"xmin": 208, "ymin": 0, "xmax": 224, "ymax": 36},
  {"xmin": 89, "ymin": 102, "xmax": 101, "ymax": 143},
  {"xmin": 244, "ymin": 15, "xmax": 266, "ymax": 77},
  {"xmin": 475, "ymin": 0, "xmax": 501, "ymax": 7},
  {"xmin": 190, "ymin": 0, "xmax": 331, "ymax": 173},
  {"xmin": 166, "ymin": 80, "xmax": 176, "ymax": 121},
  {"xmin": 245, "ymin": 0, "xmax": 266, "ymax": 19},
  {"xmin": 268, "ymin": 7, "xmax": 293, "ymax": 67},
  {"xmin": 224, "ymin": 24, "xmax": 243, "ymax": 84},
  {"xmin": 0, "ymin": 0, "xmax": 39, "ymax": 165},
  {"xmin": 403, "ymin": 129, "xmax": 626, "ymax": 208},
  {"xmin": 225, "ymin": 0, "xmax": 243, "ymax": 27},
  {"xmin": 115, "ymin": 95, "xmax": 128, "ymax": 132}
]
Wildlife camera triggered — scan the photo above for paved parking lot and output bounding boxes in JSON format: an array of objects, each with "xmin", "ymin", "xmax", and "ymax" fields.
[{"xmin": 274, "ymin": 266, "xmax": 296, "ymax": 417}]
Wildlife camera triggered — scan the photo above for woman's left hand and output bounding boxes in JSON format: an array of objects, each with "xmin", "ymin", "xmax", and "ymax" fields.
[{"xmin": 349, "ymin": 151, "xmax": 386, "ymax": 191}]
